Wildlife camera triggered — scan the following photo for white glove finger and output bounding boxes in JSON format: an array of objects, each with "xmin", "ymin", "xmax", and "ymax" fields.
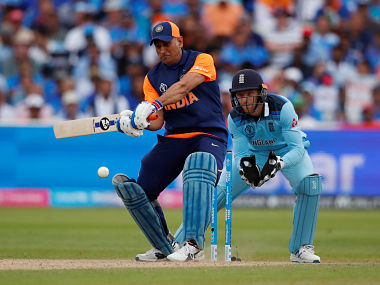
[
  {"xmin": 120, "ymin": 110, "xmax": 133, "ymax": 117},
  {"xmin": 120, "ymin": 110, "xmax": 133, "ymax": 118}
]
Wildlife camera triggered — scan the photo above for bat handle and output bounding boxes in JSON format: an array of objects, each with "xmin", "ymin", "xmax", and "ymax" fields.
[{"xmin": 148, "ymin": 113, "xmax": 159, "ymax": 121}]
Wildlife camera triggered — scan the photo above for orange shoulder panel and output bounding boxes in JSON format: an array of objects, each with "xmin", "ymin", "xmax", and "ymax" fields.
[
  {"xmin": 188, "ymin": 53, "xmax": 216, "ymax": 82},
  {"xmin": 143, "ymin": 75, "xmax": 159, "ymax": 102}
]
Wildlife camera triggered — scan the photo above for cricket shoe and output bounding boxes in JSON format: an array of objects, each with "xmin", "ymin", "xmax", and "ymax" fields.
[
  {"xmin": 135, "ymin": 241, "xmax": 180, "ymax": 262},
  {"xmin": 290, "ymin": 245, "xmax": 321, "ymax": 263},
  {"xmin": 135, "ymin": 248, "xmax": 167, "ymax": 262},
  {"xmin": 166, "ymin": 240, "xmax": 204, "ymax": 262}
]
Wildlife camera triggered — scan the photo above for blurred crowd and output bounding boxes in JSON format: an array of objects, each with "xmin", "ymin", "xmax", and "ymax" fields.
[{"xmin": 0, "ymin": 0, "xmax": 380, "ymax": 128}]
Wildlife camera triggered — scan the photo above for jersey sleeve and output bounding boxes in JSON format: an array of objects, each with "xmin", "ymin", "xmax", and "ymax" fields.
[
  {"xmin": 187, "ymin": 53, "xmax": 217, "ymax": 81},
  {"xmin": 280, "ymin": 102, "xmax": 306, "ymax": 168},
  {"xmin": 143, "ymin": 75, "xmax": 160, "ymax": 102}
]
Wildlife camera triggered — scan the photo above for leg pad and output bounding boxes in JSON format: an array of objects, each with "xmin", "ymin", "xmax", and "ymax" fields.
[
  {"xmin": 289, "ymin": 174, "xmax": 322, "ymax": 253},
  {"xmin": 183, "ymin": 152, "xmax": 217, "ymax": 248},
  {"xmin": 112, "ymin": 174, "xmax": 173, "ymax": 256}
]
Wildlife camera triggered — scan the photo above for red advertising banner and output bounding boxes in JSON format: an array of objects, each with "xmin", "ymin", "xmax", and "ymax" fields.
[{"xmin": 0, "ymin": 189, "xmax": 50, "ymax": 207}]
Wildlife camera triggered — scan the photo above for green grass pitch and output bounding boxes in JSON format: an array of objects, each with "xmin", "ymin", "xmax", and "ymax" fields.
[{"xmin": 0, "ymin": 207, "xmax": 379, "ymax": 284}]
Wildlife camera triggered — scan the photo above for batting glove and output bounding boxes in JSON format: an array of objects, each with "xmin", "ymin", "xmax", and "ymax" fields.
[
  {"xmin": 131, "ymin": 100, "xmax": 163, "ymax": 130},
  {"xmin": 117, "ymin": 110, "xmax": 143, "ymax": 137}
]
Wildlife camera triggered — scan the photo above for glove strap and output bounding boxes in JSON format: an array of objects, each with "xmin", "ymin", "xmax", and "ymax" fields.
[
  {"xmin": 152, "ymin": 100, "xmax": 163, "ymax": 111},
  {"xmin": 116, "ymin": 120, "xmax": 123, "ymax": 133},
  {"xmin": 130, "ymin": 111, "xmax": 138, "ymax": 129}
]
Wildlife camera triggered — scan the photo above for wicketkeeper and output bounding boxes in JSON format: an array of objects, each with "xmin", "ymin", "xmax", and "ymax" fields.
[{"xmin": 174, "ymin": 69, "xmax": 322, "ymax": 263}]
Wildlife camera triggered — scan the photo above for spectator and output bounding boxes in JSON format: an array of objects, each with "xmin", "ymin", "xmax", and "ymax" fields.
[
  {"xmin": 308, "ymin": 62, "xmax": 341, "ymax": 121},
  {"xmin": 32, "ymin": 0, "xmax": 67, "ymax": 41},
  {"xmin": 343, "ymin": 60, "xmax": 377, "ymax": 122},
  {"xmin": 261, "ymin": 8, "xmax": 303, "ymax": 68},
  {"xmin": 83, "ymin": 71, "xmax": 129, "ymax": 116},
  {"xmin": 304, "ymin": 14, "xmax": 340, "ymax": 67},
  {"xmin": 292, "ymin": 84, "xmax": 320, "ymax": 129},
  {"xmin": 326, "ymin": 44, "xmax": 356, "ymax": 88},
  {"xmin": 0, "ymin": 22, "xmax": 14, "ymax": 63},
  {"xmin": 220, "ymin": 15, "xmax": 269, "ymax": 74},
  {"xmin": 345, "ymin": 11, "xmax": 372, "ymax": 53},
  {"xmin": 314, "ymin": 0, "xmax": 351, "ymax": 30},
  {"xmin": 1, "ymin": 28, "xmax": 39, "ymax": 80},
  {"xmin": 364, "ymin": 30, "xmax": 380, "ymax": 73},
  {"xmin": 55, "ymin": 90, "xmax": 85, "ymax": 120},
  {"xmin": 254, "ymin": 0, "xmax": 296, "ymax": 34},
  {"xmin": 372, "ymin": 85, "xmax": 380, "ymax": 120},
  {"xmin": 64, "ymin": 2, "xmax": 112, "ymax": 56},
  {"xmin": 0, "ymin": 75, "xmax": 15, "ymax": 124},
  {"xmin": 16, "ymin": 92, "xmax": 54, "ymax": 124},
  {"xmin": 282, "ymin": 67, "xmax": 303, "ymax": 102},
  {"xmin": 201, "ymin": 0, "xmax": 244, "ymax": 41}
]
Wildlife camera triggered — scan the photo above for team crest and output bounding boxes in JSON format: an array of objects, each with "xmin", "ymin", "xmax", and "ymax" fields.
[
  {"xmin": 239, "ymin": 73, "xmax": 244, "ymax": 84},
  {"xmin": 155, "ymin": 25, "xmax": 163, "ymax": 33},
  {"xmin": 243, "ymin": 125, "xmax": 255, "ymax": 137},
  {"xmin": 159, "ymin": 83, "xmax": 168, "ymax": 93}
]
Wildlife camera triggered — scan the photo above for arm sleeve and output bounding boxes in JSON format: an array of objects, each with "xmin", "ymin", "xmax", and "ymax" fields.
[
  {"xmin": 187, "ymin": 53, "xmax": 217, "ymax": 81},
  {"xmin": 143, "ymin": 75, "xmax": 160, "ymax": 102},
  {"xmin": 228, "ymin": 115, "xmax": 251, "ymax": 169},
  {"xmin": 280, "ymin": 102, "xmax": 306, "ymax": 168}
]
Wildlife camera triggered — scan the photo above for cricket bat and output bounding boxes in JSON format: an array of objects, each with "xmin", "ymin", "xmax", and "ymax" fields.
[{"xmin": 53, "ymin": 113, "xmax": 158, "ymax": 139}]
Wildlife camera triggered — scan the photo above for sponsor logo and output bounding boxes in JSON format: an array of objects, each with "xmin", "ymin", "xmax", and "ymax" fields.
[
  {"xmin": 211, "ymin": 143, "xmax": 219, "ymax": 147},
  {"xmin": 192, "ymin": 66, "xmax": 208, "ymax": 73},
  {"xmin": 99, "ymin": 117, "xmax": 110, "ymax": 130},
  {"xmin": 292, "ymin": 118, "xmax": 298, "ymax": 127},
  {"xmin": 159, "ymin": 83, "xmax": 168, "ymax": 93}
]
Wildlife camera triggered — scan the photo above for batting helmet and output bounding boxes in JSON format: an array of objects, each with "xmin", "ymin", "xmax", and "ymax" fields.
[{"xmin": 230, "ymin": 69, "xmax": 267, "ymax": 115}]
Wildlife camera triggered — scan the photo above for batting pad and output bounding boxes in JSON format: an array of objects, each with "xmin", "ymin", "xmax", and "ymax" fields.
[
  {"xmin": 183, "ymin": 152, "xmax": 217, "ymax": 249},
  {"xmin": 174, "ymin": 160, "xmax": 248, "ymax": 245},
  {"xmin": 289, "ymin": 174, "xmax": 322, "ymax": 253},
  {"xmin": 112, "ymin": 174, "xmax": 173, "ymax": 256}
]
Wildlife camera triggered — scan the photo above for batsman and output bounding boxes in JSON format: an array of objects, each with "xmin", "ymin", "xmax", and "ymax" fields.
[
  {"xmin": 113, "ymin": 21, "xmax": 228, "ymax": 262},
  {"xmin": 175, "ymin": 69, "xmax": 322, "ymax": 263}
]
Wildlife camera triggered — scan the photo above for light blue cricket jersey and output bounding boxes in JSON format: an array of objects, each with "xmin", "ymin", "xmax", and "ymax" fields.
[{"xmin": 228, "ymin": 94, "xmax": 309, "ymax": 169}]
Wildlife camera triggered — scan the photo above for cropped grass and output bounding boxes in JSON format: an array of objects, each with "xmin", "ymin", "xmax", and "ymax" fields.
[{"xmin": 0, "ymin": 207, "xmax": 380, "ymax": 284}]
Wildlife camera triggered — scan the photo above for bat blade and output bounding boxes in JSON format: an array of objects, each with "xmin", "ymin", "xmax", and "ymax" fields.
[
  {"xmin": 53, "ymin": 114, "xmax": 120, "ymax": 139},
  {"xmin": 53, "ymin": 113, "xmax": 159, "ymax": 139}
]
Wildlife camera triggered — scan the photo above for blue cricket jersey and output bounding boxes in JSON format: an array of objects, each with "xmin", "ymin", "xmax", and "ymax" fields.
[{"xmin": 228, "ymin": 94, "xmax": 309, "ymax": 168}]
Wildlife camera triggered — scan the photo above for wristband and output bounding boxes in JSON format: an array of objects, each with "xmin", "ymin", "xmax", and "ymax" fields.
[{"xmin": 152, "ymin": 100, "xmax": 163, "ymax": 111}]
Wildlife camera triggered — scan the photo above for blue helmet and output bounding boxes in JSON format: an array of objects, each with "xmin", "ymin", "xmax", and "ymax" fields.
[{"xmin": 229, "ymin": 69, "xmax": 267, "ymax": 115}]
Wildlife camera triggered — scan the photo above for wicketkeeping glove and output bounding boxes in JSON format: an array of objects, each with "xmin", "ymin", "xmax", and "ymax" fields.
[
  {"xmin": 260, "ymin": 151, "xmax": 284, "ymax": 183},
  {"xmin": 239, "ymin": 155, "xmax": 263, "ymax": 187}
]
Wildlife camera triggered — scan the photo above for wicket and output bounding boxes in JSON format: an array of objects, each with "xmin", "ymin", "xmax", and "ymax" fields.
[{"xmin": 211, "ymin": 150, "xmax": 232, "ymax": 262}]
